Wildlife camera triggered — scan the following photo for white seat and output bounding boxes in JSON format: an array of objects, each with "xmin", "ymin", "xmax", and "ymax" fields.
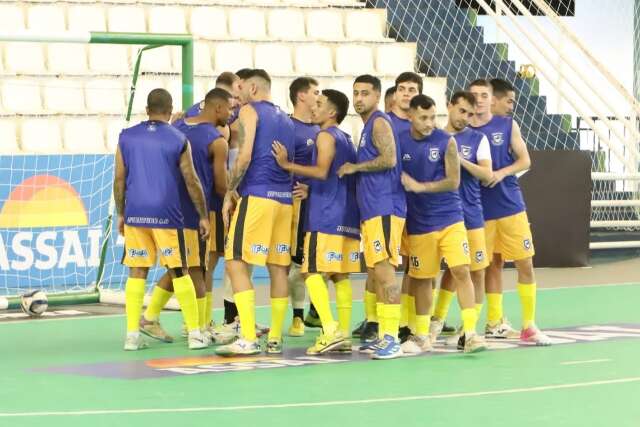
[
  {"xmin": 0, "ymin": 120, "xmax": 20, "ymax": 153},
  {"xmin": 228, "ymin": 8, "xmax": 266, "ymax": 40},
  {"xmin": 68, "ymin": 5, "xmax": 107, "ymax": 32},
  {"xmin": 254, "ymin": 44, "xmax": 293, "ymax": 76},
  {"xmin": 329, "ymin": 78, "xmax": 356, "ymax": 115},
  {"xmin": 190, "ymin": 42, "xmax": 214, "ymax": 74},
  {"xmin": 335, "ymin": 45, "xmax": 374, "ymax": 75},
  {"xmin": 3, "ymin": 42, "xmax": 47, "ymax": 74},
  {"xmin": 63, "ymin": 119, "xmax": 106, "ymax": 153},
  {"xmin": 136, "ymin": 45, "xmax": 178, "ymax": 73},
  {"xmin": 267, "ymin": 9, "xmax": 306, "ymax": 40},
  {"xmin": 88, "ymin": 45, "xmax": 130, "ymax": 75},
  {"xmin": 27, "ymin": 5, "xmax": 66, "ymax": 31},
  {"xmin": 105, "ymin": 119, "xmax": 129, "ymax": 153},
  {"xmin": 193, "ymin": 79, "xmax": 208, "ymax": 104},
  {"xmin": 21, "ymin": 119, "xmax": 62, "ymax": 153},
  {"xmin": 306, "ymin": 10, "xmax": 344, "ymax": 40},
  {"xmin": 85, "ymin": 79, "xmax": 126, "ymax": 114},
  {"xmin": 132, "ymin": 78, "xmax": 166, "ymax": 114},
  {"xmin": 423, "ymin": 77, "xmax": 447, "ymax": 112},
  {"xmin": 148, "ymin": 6, "xmax": 187, "ymax": 34},
  {"xmin": 107, "ymin": 6, "xmax": 147, "ymax": 32},
  {"xmin": 1, "ymin": 79, "xmax": 42, "ymax": 113},
  {"xmin": 376, "ymin": 44, "xmax": 416, "ymax": 75},
  {"xmin": 43, "ymin": 80, "xmax": 85, "ymax": 114},
  {"xmin": 213, "ymin": 43, "xmax": 253, "ymax": 73},
  {"xmin": 345, "ymin": 9, "xmax": 385, "ymax": 40},
  {"xmin": 166, "ymin": 78, "xmax": 183, "ymax": 110},
  {"xmin": 47, "ymin": 44, "xmax": 88, "ymax": 74},
  {"xmin": 294, "ymin": 45, "xmax": 333, "ymax": 75},
  {"xmin": 270, "ymin": 78, "xmax": 290, "ymax": 112},
  {"xmin": 189, "ymin": 7, "xmax": 227, "ymax": 39},
  {"xmin": 0, "ymin": 5, "xmax": 25, "ymax": 32}
]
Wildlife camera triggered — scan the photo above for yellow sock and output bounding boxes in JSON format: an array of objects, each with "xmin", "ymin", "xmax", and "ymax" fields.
[
  {"xmin": 334, "ymin": 279, "xmax": 352, "ymax": 336},
  {"xmin": 364, "ymin": 291, "xmax": 377, "ymax": 322},
  {"xmin": 434, "ymin": 289, "xmax": 455, "ymax": 321},
  {"xmin": 517, "ymin": 282, "xmax": 537, "ymax": 329},
  {"xmin": 197, "ymin": 297, "xmax": 206, "ymax": 330},
  {"xmin": 376, "ymin": 302, "xmax": 385, "ymax": 339},
  {"xmin": 172, "ymin": 275, "xmax": 199, "ymax": 333},
  {"xmin": 234, "ymin": 289, "xmax": 256, "ymax": 341},
  {"xmin": 430, "ymin": 288, "xmax": 438, "ymax": 317},
  {"xmin": 268, "ymin": 297, "xmax": 288, "ymax": 341},
  {"xmin": 486, "ymin": 293, "xmax": 503, "ymax": 325},
  {"xmin": 383, "ymin": 304, "xmax": 401, "ymax": 339},
  {"xmin": 143, "ymin": 286, "xmax": 172, "ymax": 322},
  {"xmin": 461, "ymin": 308, "xmax": 478, "ymax": 335},
  {"xmin": 205, "ymin": 291, "xmax": 213, "ymax": 326},
  {"xmin": 408, "ymin": 295, "xmax": 417, "ymax": 332},
  {"xmin": 416, "ymin": 314, "xmax": 430, "ymax": 336},
  {"xmin": 475, "ymin": 303, "xmax": 484, "ymax": 318},
  {"xmin": 400, "ymin": 294, "xmax": 409, "ymax": 327},
  {"xmin": 125, "ymin": 277, "xmax": 146, "ymax": 332},
  {"xmin": 305, "ymin": 274, "xmax": 334, "ymax": 328}
]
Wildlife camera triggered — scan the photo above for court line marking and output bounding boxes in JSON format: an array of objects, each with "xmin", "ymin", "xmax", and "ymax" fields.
[
  {"xmin": 1, "ymin": 376, "xmax": 639, "ymax": 417},
  {"xmin": 561, "ymin": 359, "xmax": 612, "ymax": 366}
]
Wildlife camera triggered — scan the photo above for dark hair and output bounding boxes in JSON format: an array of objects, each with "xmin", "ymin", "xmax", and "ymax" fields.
[
  {"xmin": 385, "ymin": 86, "xmax": 396, "ymax": 98},
  {"xmin": 245, "ymin": 68, "xmax": 271, "ymax": 87},
  {"xmin": 289, "ymin": 77, "xmax": 319, "ymax": 106},
  {"xmin": 322, "ymin": 89, "xmax": 349, "ymax": 124},
  {"xmin": 449, "ymin": 90, "xmax": 476, "ymax": 107},
  {"xmin": 146, "ymin": 88, "xmax": 172, "ymax": 114},
  {"xmin": 395, "ymin": 71, "xmax": 423, "ymax": 94},
  {"xmin": 354, "ymin": 74, "xmax": 381, "ymax": 92},
  {"xmin": 204, "ymin": 87, "xmax": 232, "ymax": 104},
  {"xmin": 215, "ymin": 72, "xmax": 238, "ymax": 89},
  {"xmin": 468, "ymin": 78, "xmax": 491, "ymax": 90},
  {"xmin": 409, "ymin": 94, "xmax": 436, "ymax": 110},
  {"xmin": 235, "ymin": 68, "xmax": 254, "ymax": 80},
  {"xmin": 490, "ymin": 78, "xmax": 515, "ymax": 98}
]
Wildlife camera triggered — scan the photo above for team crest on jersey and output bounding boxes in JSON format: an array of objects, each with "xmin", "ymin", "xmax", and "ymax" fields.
[
  {"xmin": 373, "ymin": 240, "xmax": 382, "ymax": 253},
  {"xmin": 491, "ymin": 132, "xmax": 505, "ymax": 146},
  {"xmin": 475, "ymin": 250, "xmax": 484, "ymax": 262},
  {"xmin": 359, "ymin": 132, "xmax": 367, "ymax": 148},
  {"xmin": 306, "ymin": 138, "xmax": 314, "ymax": 146},
  {"xmin": 523, "ymin": 239, "xmax": 532, "ymax": 250},
  {"xmin": 428, "ymin": 147, "xmax": 440, "ymax": 162},
  {"xmin": 460, "ymin": 145, "xmax": 472, "ymax": 159},
  {"xmin": 462, "ymin": 242, "xmax": 469, "ymax": 255}
]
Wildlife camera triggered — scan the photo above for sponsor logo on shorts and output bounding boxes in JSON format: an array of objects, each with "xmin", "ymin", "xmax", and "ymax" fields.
[
  {"xmin": 491, "ymin": 132, "xmax": 504, "ymax": 146},
  {"xmin": 160, "ymin": 247, "xmax": 174, "ymax": 257},
  {"xmin": 523, "ymin": 239, "xmax": 532, "ymax": 250},
  {"xmin": 410, "ymin": 256, "xmax": 420, "ymax": 268},
  {"xmin": 373, "ymin": 240, "xmax": 382, "ymax": 253},
  {"xmin": 428, "ymin": 147, "xmax": 440, "ymax": 162},
  {"xmin": 276, "ymin": 243, "xmax": 290, "ymax": 254},
  {"xmin": 462, "ymin": 242, "xmax": 469, "ymax": 255},
  {"xmin": 325, "ymin": 251, "xmax": 343, "ymax": 262},
  {"xmin": 250, "ymin": 244, "xmax": 269, "ymax": 255},
  {"xmin": 350, "ymin": 252, "xmax": 360, "ymax": 262},
  {"xmin": 475, "ymin": 250, "xmax": 484, "ymax": 262},
  {"xmin": 128, "ymin": 248, "xmax": 148, "ymax": 258},
  {"xmin": 460, "ymin": 145, "xmax": 472, "ymax": 159}
]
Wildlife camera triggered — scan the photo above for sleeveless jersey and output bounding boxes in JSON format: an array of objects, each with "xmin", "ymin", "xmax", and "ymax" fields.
[
  {"xmin": 399, "ymin": 128, "xmax": 464, "ymax": 234},
  {"xmin": 453, "ymin": 127, "xmax": 486, "ymax": 230},
  {"xmin": 307, "ymin": 126, "xmax": 360, "ymax": 239},
  {"xmin": 119, "ymin": 120, "xmax": 186, "ymax": 228},
  {"xmin": 387, "ymin": 111, "xmax": 408, "ymax": 219},
  {"xmin": 186, "ymin": 102, "xmax": 239, "ymax": 125},
  {"xmin": 291, "ymin": 117, "xmax": 320, "ymax": 186}
]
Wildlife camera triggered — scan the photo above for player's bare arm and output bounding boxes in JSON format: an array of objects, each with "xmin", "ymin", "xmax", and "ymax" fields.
[
  {"xmin": 179, "ymin": 142, "xmax": 210, "ymax": 239},
  {"xmin": 402, "ymin": 138, "xmax": 460, "ymax": 193},
  {"xmin": 337, "ymin": 117, "xmax": 396, "ymax": 177},
  {"xmin": 487, "ymin": 120, "xmax": 530, "ymax": 188},
  {"xmin": 272, "ymin": 131, "xmax": 336, "ymax": 180},
  {"xmin": 211, "ymin": 136, "xmax": 228, "ymax": 197},
  {"xmin": 113, "ymin": 145, "xmax": 126, "ymax": 235},
  {"xmin": 461, "ymin": 157, "xmax": 493, "ymax": 182}
]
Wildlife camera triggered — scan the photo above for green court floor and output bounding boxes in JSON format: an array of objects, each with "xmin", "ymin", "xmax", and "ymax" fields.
[{"xmin": 1, "ymin": 283, "xmax": 640, "ymax": 427}]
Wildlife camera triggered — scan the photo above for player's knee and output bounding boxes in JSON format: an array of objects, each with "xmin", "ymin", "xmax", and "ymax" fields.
[
  {"xmin": 515, "ymin": 258, "xmax": 535, "ymax": 282},
  {"xmin": 449, "ymin": 264, "xmax": 471, "ymax": 281}
]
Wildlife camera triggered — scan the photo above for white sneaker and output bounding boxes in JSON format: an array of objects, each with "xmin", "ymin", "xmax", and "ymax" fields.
[
  {"xmin": 485, "ymin": 318, "xmax": 520, "ymax": 339},
  {"xmin": 124, "ymin": 333, "xmax": 148, "ymax": 351},
  {"xmin": 445, "ymin": 326, "xmax": 463, "ymax": 347},
  {"xmin": 520, "ymin": 324, "xmax": 552, "ymax": 346},
  {"xmin": 464, "ymin": 333, "xmax": 488, "ymax": 354},
  {"xmin": 429, "ymin": 318, "xmax": 444, "ymax": 341},
  {"xmin": 215, "ymin": 338, "xmax": 261, "ymax": 356},
  {"xmin": 401, "ymin": 335, "xmax": 432, "ymax": 355},
  {"xmin": 188, "ymin": 330, "xmax": 208, "ymax": 350}
]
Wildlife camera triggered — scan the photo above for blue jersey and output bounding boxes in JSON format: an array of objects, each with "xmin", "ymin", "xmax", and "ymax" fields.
[
  {"xmin": 356, "ymin": 110, "xmax": 404, "ymax": 221},
  {"xmin": 291, "ymin": 117, "xmax": 320, "ymax": 186},
  {"xmin": 238, "ymin": 101, "xmax": 295, "ymax": 204},
  {"xmin": 119, "ymin": 120, "xmax": 186, "ymax": 229},
  {"xmin": 388, "ymin": 111, "xmax": 411, "ymax": 135},
  {"xmin": 186, "ymin": 101, "xmax": 239, "ymax": 125},
  {"xmin": 307, "ymin": 126, "xmax": 360, "ymax": 239},
  {"xmin": 174, "ymin": 119, "xmax": 223, "ymax": 229},
  {"xmin": 453, "ymin": 127, "xmax": 486, "ymax": 230},
  {"xmin": 471, "ymin": 116, "xmax": 526, "ymax": 220},
  {"xmin": 387, "ymin": 112, "xmax": 408, "ymax": 219},
  {"xmin": 399, "ymin": 128, "xmax": 464, "ymax": 234}
]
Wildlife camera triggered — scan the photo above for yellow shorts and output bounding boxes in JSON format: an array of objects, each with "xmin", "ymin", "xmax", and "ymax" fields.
[
  {"xmin": 290, "ymin": 197, "xmax": 308, "ymax": 264},
  {"xmin": 400, "ymin": 226, "xmax": 410, "ymax": 257},
  {"xmin": 224, "ymin": 195, "xmax": 293, "ymax": 266},
  {"xmin": 408, "ymin": 221, "xmax": 470, "ymax": 279},
  {"xmin": 301, "ymin": 232, "xmax": 361, "ymax": 274},
  {"xmin": 208, "ymin": 211, "xmax": 225, "ymax": 254},
  {"xmin": 185, "ymin": 228, "xmax": 210, "ymax": 268},
  {"xmin": 484, "ymin": 211, "xmax": 535, "ymax": 261},
  {"xmin": 361, "ymin": 215, "xmax": 405, "ymax": 268},
  {"xmin": 467, "ymin": 227, "xmax": 489, "ymax": 272},
  {"xmin": 122, "ymin": 225, "xmax": 186, "ymax": 269}
]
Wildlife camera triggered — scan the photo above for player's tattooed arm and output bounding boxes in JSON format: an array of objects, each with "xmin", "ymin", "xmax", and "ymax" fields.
[
  {"xmin": 401, "ymin": 138, "xmax": 460, "ymax": 193},
  {"xmin": 487, "ymin": 120, "xmax": 530, "ymax": 188},
  {"xmin": 337, "ymin": 117, "xmax": 396, "ymax": 177},
  {"xmin": 227, "ymin": 105, "xmax": 257, "ymax": 193},
  {"xmin": 179, "ymin": 142, "xmax": 208, "ymax": 219},
  {"xmin": 210, "ymin": 137, "xmax": 228, "ymax": 197},
  {"xmin": 113, "ymin": 146, "xmax": 126, "ymax": 235}
]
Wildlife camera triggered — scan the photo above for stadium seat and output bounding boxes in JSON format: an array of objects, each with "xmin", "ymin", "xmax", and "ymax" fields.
[
  {"xmin": 148, "ymin": 6, "xmax": 187, "ymax": 34},
  {"xmin": 328, "ymin": 78, "xmax": 356, "ymax": 115},
  {"xmin": 228, "ymin": 9, "xmax": 267, "ymax": 40},
  {"xmin": 189, "ymin": 7, "xmax": 228, "ymax": 39},
  {"xmin": 132, "ymin": 78, "xmax": 166, "ymax": 114},
  {"xmin": 267, "ymin": 9, "xmax": 306, "ymax": 40},
  {"xmin": 335, "ymin": 45, "xmax": 374, "ymax": 75},
  {"xmin": 43, "ymin": 80, "xmax": 86, "ymax": 114},
  {"xmin": 270, "ymin": 78, "xmax": 291, "ymax": 112},
  {"xmin": 0, "ymin": 5, "xmax": 25, "ymax": 32},
  {"xmin": 191, "ymin": 42, "xmax": 214, "ymax": 74},
  {"xmin": 1, "ymin": 79, "xmax": 42, "ymax": 114},
  {"xmin": 105, "ymin": 119, "xmax": 127, "ymax": 153},
  {"xmin": 306, "ymin": 10, "xmax": 344, "ymax": 40},
  {"xmin": 254, "ymin": 44, "xmax": 294, "ymax": 76},
  {"xmin": 166, "ymin": 78, "xmax": 184, "ymax": 110},
  {"xmin": 423, "ymin": 77, "xmax": 448, "ymax": 112},
  {"xmin": 27, "ymin": 5, "xmax": 66, "ymax": 32},
  {"xmin": 85, "ymin": 79, "xmax": 126, "ymax": 114},
  {"xmin": 0, "ymin": 120, "xmax": 20, "ymax": 154},
  {"xmin": 68, "ymin": 5, "xmax": 107, "ymax": 32},
  {"xmin": 47, "ymin": 44, "xmax": 89, "ymax": 75},
  {"xmin": 213, "ymin": 43, "xmax": 254, "ymax": 73},
  {"xmin": 192, "ymin": 79, "xmax": 208, "ymax": 104},
  {"xmin": 136, "ymin": 45, "xmax": 178, "ymax": 73},
  {"xmin": 63, "ymin": 119, "xmax": 106, "ymax": 153},
  {"xmin": 294, "ymin": 45, "xmax": 334, "ymax": 75},
  {"xmin": 21, "ymin": 119, "xmax": 63, "ymax": 153},
  {"xmin": 107, "ymin": 6, "xmax": 147, "ymax": 33},
  {"xmin": 3, "ymin": 42, "xmax": 47, "ymax": 74},
  {"xmin": 345, "ymin": 9, "xmax": 386, "ymax": 40},
  {"xmin": 375, "ymin": 44, "xmax": 416, "ymax": 75},
  {"xmin": 88, "ymin": 45, "xmax": 131, "ymax": 75}
]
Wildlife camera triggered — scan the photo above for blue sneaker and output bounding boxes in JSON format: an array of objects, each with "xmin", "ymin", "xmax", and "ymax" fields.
[
  {"xmin": 372, "ymin": 334, "xmax": 403, "ymax": 360},
  {"xmin": 358, "ymin": 337, "xmax": 382, "ymax": 354}
]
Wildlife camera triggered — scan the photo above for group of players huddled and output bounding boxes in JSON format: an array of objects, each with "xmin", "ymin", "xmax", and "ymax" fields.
[{"xmin": 114, "ymin": 67, "xmax": 551, "ymax": 360}]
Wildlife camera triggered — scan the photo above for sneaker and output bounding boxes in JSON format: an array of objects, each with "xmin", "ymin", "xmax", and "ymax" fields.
[
  {"xmin": 398, "ymin": 326, "xmax": 412, "ymax": 343},
  {"xmin": 352, "ymin": 319, "xmax": 367, "ymax": 338},
  {"xmin": 359, "ymin": 338, "xmax": 382, "ymax": 354},
  {"xmin": 520, "ymin": 324, "xmax": 552, "ymax": 346},
  {"xmin": 139, "ymin": 318, "xmax": 174, "ymax": 343},
  {"xmin": 188, "ymin": 331, "xmax": 208, "ymax": 350},
  {"xmin": 124, "ymin": 333, "xmax": 148, "ymax": 351},
  {"xmin": 455, "ymin": 332, "xmax": 466, "ymax": 350},
  {"xmin": 256, "ymin": 321, "xmax": 270, "ymax": 337},
  {"xmin": 360, "ymin": 321, "xmax": 379, "ymax": 343},
  {"xmin": 429, "ymin": 318, "xmax": 444, "ymax": 341},
  {"xmin": 400, "ymin": 335, "xmax": 432, "ymax": 355},
  {"xmin": 445, "ymin": 326, "xmax": 463, "ymax": 347},
  {"xmin": 266, "ymin": 339, "xmax": 282, "ymax": 354},
  {"xmin": 304, "ymin": 311, "xmax": 322, "ymax": 328},
  {"xmin": 214, "ymin": 321, "xmax": 241, "ymax": 342},
  {"xmin": 441, "ymin": 322, "xmax": 457, "ymax": 335},
  {"xmin": 463, "ymin": 333, "xmax": 488, "ymax": 354},
  {"xmin": 215, "ymin": 338, "xmax": 261, "ymax": 356},
  {"xmin": 306, "ymin": 329, "xmax": 346, "ymax": 355},
  {"xmin": 485, "ymin": 318, "xmax": 520, "ymax": 339},
  {"xmin": 288, "ymin": 317, "xmax": 305, "ymax": 337},
  {"xmin": 181, "ymin": 322, "xmax": 188, "ymax": 338},
  {"xmin": 372, "ymin": 334, "xmax": 403, "ymax": 360},
  {"xmin": 330, "ymin": 339, "xmax": 353, "ymax": 353}
]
